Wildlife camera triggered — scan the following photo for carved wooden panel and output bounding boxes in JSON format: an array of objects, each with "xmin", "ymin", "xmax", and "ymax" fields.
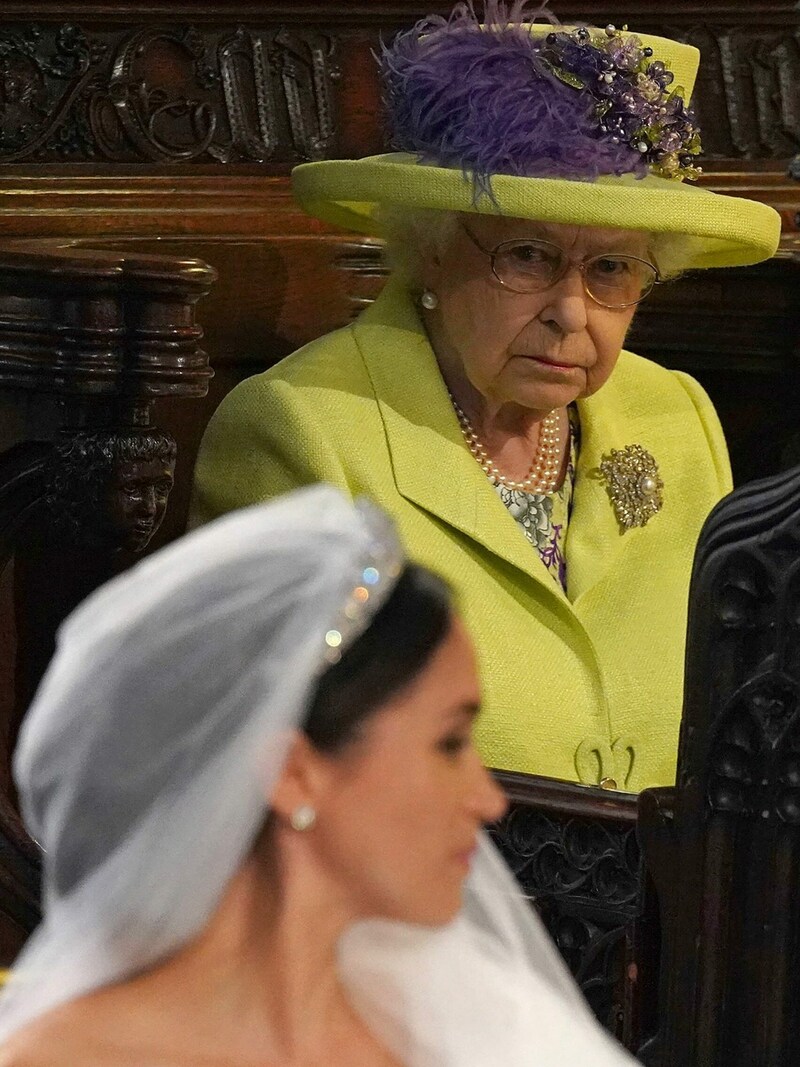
[
  {"xmin": 685, "ymin": 26, "xmax": 800, "ymax": 160},
  {"xmin": 0, "ymin": 244, "xmax": 215, "ymax": 795},
  {"xmin": 0, "ymin": 23, "xmax": 339, "ymax": 165},
  {"xmin": 0, "ymin": 244, "xmax": 214, "ymax": 397},
  {"xmin": 0, "ymin": 5, "xmax": 795, "ymax": 168},
  {"xmin": 491, "ymin": 772, "xmax": 661, "ymax": 1054},
  {"xmin": 640, "ymin": 464, "xmax": 800, "ymax": 1066},
  {"xmin": 0, "ymin": 793, "xmax": 41, "ymax": 965}
]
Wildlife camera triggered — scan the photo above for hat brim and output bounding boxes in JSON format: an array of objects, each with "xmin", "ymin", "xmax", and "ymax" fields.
[{"xmin": 292, "ymin": 153, "xmax": 781, "ymax": 272}]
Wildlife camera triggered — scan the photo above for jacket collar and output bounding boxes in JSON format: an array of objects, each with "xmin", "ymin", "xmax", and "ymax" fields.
[{"xmin": 352, "ymin": 279, "xmax": 637, "ymax": 607}]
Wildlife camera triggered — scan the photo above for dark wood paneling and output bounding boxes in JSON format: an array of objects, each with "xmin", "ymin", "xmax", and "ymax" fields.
[
  {"xmin": 0, "ymin": 243, "xmax": 215, "ymax": 782},
  {"xmin": 0, "ymin": 4, "xmax": 795, "ymax": 168},
  {"xmin": 641, "ymin": 462, "xmax": 800, "ymax": 1066},
  {"xmin": 492, "ymin": 771, "xmax": 653, "ymax": 1049}
]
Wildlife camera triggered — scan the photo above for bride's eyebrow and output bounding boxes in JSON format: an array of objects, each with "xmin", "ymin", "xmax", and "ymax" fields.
[{"xmin": 442, "ymin": 701, "xmax": 481, "ymax": 723}]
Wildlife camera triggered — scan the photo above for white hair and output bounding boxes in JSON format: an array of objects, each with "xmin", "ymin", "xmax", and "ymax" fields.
[
  {"xmin": 647, "ymin": 231, "xmax": 686, "ymax": 281},
  {"xmin": 374, "ymin": 206, "xmax": 461, "ymax": 290}
]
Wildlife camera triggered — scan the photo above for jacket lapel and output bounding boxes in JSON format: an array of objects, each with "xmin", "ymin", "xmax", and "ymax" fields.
[
  {"xmin": 569, "ymin": 360, "xmax": 651, "ymax": 606},
  {"xmin": 352, "ymin": 281, "xmax": 570, "ymax": 604}
]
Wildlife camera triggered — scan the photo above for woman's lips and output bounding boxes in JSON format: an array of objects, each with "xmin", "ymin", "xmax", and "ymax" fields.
[
  {"xmin": 519, "ymin": 355, "xmax": 580, "ymax": 373},
  {"xmin": 454, "ymin": 845, "xmax": 478, "ymax": 870}
]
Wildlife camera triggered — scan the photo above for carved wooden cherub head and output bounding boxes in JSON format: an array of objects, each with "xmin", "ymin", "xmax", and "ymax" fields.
[{"xmin": 47, "ymin": 428, "xmax": 176, "ymax": 554}]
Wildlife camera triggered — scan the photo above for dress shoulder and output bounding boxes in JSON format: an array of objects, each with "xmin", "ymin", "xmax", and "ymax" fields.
[
  {"xmin": 262, "ymin": 322, "xmax": 367, "ymax": 390},
  {"xmin": 577, "ymin": 348, "xmax": 732, "ymax": 503},
  {"xmin": 611, "ymin": 349, "xmax": 718, "ymax": 421}
]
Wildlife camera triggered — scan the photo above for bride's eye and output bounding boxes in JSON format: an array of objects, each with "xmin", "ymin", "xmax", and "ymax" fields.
[{"xmin": 437, "ymin": 733, "xmax": 469, "ymax": 757}]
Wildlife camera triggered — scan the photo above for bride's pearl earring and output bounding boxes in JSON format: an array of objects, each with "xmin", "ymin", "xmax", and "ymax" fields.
[
  {"xmin": 289, "ymin": 805, "xmax": 316, "ymax": 832},
  {"xmin": 421, "ymin": 290, "xmax": 439, "ymax": 310}
]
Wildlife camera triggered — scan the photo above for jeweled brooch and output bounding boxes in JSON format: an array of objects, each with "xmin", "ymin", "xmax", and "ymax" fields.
[{"xmin": 599, "ymin": 444, "xmax": 663, "ymax": 531}]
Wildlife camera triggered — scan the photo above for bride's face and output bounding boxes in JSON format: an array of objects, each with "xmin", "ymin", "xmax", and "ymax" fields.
[{"xmin": 311, "ymin": 617, "xmax": 507, "ymax": 926}]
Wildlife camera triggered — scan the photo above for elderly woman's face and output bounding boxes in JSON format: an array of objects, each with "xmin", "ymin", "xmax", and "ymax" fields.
[{"xmin": 423, "ymin": 215, "xmax": 649, "ymax": 411}]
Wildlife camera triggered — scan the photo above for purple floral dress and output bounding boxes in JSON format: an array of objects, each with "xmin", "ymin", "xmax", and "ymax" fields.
[{"xmin": 495, "ymin": 408, "xmax": 578, "ymax": 593}]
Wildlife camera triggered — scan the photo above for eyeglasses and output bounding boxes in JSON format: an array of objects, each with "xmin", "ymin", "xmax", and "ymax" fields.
[{"xmin": 461, "ymin": 223, "xmax": 660, "ymax": 309}]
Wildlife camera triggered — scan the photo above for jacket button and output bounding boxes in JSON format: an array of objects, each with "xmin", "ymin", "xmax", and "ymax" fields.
[{"xmin": 599, "ymin": 777, "xmax": 618, "ymax": 790}]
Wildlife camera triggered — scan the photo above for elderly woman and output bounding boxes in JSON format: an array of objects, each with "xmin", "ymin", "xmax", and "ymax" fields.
[
  {"xmin": 0, "ymin": 488, "xmax": 635, "ymax": 1066},
  {"xmin": 191, "ymin": 5, "xmax": 781, "ymax": 791}
]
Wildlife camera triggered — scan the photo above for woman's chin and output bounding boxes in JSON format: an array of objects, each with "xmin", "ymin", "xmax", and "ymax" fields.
[
  {"xmin": 408, "ymin": 903, "xmax": 462, "ymax": 928},
  {"xmin": 368, "ymin": 886, "xmax": 463, "ymax": 928},
  {"xmin": 503, "ymin": 362, "xmax": 584, "ymax": 409},
  {"xmin": 395, "ymin": 887, "xmax": 465, "ymax": 928},
  {"xmin": 512, "ymin": 384, "xmax": 582, "ymax": 412}
]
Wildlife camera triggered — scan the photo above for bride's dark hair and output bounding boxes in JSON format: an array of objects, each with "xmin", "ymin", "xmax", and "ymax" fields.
[{"xmin": 304, "ymin": 564, "xmax": 452, "ymax": 753}]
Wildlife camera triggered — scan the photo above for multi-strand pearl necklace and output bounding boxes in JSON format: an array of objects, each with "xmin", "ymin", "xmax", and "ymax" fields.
[{"xmin": 449, "ymin": 393, "xmax": 563, "ymax": 494}]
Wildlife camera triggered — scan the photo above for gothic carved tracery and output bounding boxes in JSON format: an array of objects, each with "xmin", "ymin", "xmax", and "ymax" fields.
[{"xmin": 0, "ymin": 23, "xmax": 339, "ymax": 164}]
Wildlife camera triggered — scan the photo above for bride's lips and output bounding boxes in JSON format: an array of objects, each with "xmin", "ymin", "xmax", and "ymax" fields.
[{"xmin": 453, "ymin": 843, "xmax": 478, "ymax": 870}]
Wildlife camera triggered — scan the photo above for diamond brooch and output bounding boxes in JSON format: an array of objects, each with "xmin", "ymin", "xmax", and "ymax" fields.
[{"xmin": 599, "ymin": 444, "xmax": 663, "ymax": 531}]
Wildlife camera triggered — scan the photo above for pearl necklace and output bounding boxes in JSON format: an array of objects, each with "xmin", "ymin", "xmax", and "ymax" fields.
[{"xmin": 449, "ymin": 393, "xmax": 563, "ymax": 494}]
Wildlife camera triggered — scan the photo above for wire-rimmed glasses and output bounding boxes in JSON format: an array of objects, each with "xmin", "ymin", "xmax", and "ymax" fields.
[{"xmin": 461, "ymin": 223, "xmax": 660, "ymax": 309}]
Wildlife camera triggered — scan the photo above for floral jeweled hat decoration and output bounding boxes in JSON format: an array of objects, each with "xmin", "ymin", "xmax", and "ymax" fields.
[
  {"xmin": 533, "ymin": 25, "xmax": 702, "ymax": 181},
  {"xmin": 381, "ymin": 4, "xmax": 702, "ymax": 197}
]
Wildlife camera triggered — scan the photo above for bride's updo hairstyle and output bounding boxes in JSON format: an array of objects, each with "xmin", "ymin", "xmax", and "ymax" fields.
[{"xmin": 304, "ymin": 564, "xmax": 452, "ymax": 754}]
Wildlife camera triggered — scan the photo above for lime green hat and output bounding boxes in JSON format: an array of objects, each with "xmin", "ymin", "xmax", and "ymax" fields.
[{"xmin": 293, "ymin": 13, "xmax": 780, "ymax": 271}]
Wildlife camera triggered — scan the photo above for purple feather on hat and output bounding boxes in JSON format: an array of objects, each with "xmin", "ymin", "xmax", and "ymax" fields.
[{"xmin": 379, "ymin": 1, "xmax": 695, "ymax": 198}]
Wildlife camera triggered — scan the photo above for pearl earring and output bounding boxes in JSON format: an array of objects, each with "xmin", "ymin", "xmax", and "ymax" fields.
[
  {"xmin": 421, "ymin": 289, "xmax": 439, "ymax": 310},
  {"xmin": 289, "ymin": 804, "xmax": 316, "ymax": 832}
]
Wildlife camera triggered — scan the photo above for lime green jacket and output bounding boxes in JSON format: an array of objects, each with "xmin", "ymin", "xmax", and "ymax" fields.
[{"xmin": 191, "ymin": 280, "xmax": 732, "ymax": 791}]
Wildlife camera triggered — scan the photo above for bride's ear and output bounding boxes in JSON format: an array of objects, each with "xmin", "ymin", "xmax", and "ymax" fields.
[{"xmin": 269, "ymin": 732, "xmax": 330, "ymax": 823}]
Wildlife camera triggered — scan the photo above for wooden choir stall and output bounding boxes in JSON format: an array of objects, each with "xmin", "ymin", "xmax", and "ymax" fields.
[{"xmin": 0, "ymin": 2, "xmax": 799, "ymax": 1064}]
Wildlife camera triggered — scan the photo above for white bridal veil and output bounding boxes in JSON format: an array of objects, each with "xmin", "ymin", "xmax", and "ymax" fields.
[{"xmin": 0, "ymin": 485, "xmax": 636, "ymax": 1065}]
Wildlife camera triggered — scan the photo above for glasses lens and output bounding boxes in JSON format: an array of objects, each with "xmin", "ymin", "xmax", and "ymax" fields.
[
  {"xmin": 585, "ymin": 256, "xmax": 657, "ymax": 307},
  {"xmin": 493, "ymin": 240, "xmax": 562, "ymax": 292}
]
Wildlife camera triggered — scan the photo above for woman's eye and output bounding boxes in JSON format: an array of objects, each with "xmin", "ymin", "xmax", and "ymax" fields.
[
  {"xmin": 593, "ymin": 257, "xmax": 629, "ymax": 276},
  {"xmin": 437, "ymin": 734, "xmax": 469, "ymax": 757},
  {"xmin": 597, "ymin": 257, "xmax": 627, "ymax": 273},
  {"xmin": 509, "ymin": 244, "xmax": 549, "ymax": 266}
]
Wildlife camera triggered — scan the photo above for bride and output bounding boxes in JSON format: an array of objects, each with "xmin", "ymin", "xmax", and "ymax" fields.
[{"xmin": 0, "ymin": 486, "xmax": 635, "ymax": 1065}]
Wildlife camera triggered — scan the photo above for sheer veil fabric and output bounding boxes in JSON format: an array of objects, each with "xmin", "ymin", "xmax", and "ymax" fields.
[
  {"xmin": 339, "ymin": 839, "xmax": 637, "ymax": 1066},
  {"xmin": 0, "ymin": 485, "xmax": 636, "ymax": 1065}
]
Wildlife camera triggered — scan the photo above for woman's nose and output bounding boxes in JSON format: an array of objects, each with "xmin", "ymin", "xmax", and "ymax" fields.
[
  {"xmin": 539, "ymin": 269, "xmax": 589, "ymax": 333},
  {"xmin": 469, "ymin": 758, "xmax": 509, "ymax": 825}
]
